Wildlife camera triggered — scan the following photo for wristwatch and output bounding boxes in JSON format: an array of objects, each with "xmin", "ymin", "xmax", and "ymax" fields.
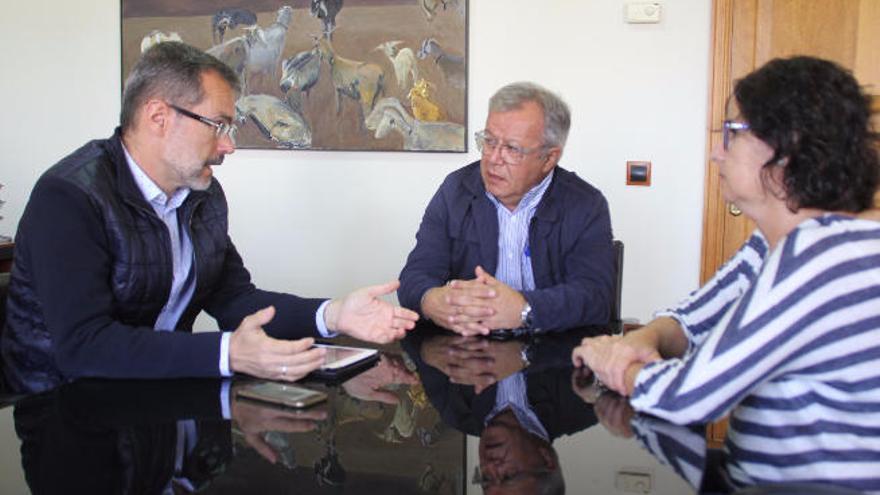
[{"xmin": 520, "ymin": 302, "xmax": 534, "ymax": 330}]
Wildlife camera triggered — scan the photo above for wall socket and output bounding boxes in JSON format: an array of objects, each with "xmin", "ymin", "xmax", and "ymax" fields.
[{"xmin": 616, "ymin": 469, "xmax": 652, "ymax": 493}]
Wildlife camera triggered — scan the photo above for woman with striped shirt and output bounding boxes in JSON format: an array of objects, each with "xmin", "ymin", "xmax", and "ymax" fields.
[{"xmin": 572, "ymin": 56, "xmax": 880, "ymax": 492}]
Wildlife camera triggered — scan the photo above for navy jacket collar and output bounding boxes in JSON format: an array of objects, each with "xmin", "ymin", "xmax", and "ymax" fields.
[{"xmin": 108, "ymin": 127, "xmax": 214, "ymax": 214}]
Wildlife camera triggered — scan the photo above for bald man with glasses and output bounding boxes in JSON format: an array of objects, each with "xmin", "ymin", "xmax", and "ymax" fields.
[
  {"xmin": 2, "ymin": 42, "xmax": 418, "ymax": 394},
  {"xmin": 398, "ymin": 82, "xmax": 614, "ymax": 336}
]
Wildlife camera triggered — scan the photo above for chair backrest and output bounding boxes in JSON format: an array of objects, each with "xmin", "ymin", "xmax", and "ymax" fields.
[
  {"xmin": 610, "ymin": 240, "xmax": 624, "ymax": 323},
  {"xmin": 0, "ymin": 272, "xmax": 10, "ymax": 396}
]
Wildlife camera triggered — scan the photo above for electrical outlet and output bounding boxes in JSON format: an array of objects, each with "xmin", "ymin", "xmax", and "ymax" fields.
[{"xmin": 616, "ymin": 469, "xmax": 652, "ymax": 493}]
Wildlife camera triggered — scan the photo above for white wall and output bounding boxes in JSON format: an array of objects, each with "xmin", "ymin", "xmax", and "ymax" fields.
[{"xmin": 0, "ymin": 0, "xmax": 711, "ymax": 324}]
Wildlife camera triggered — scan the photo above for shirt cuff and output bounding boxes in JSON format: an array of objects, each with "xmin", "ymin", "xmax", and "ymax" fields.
[
  {"xmin": 315, "ymin": 299, "xmax": 338, "ymax": 338},
  {"xmin": 220, "ymin": 379, "xmax": 232, "ymax": 420},
  {"xmin": 219, "ymin": 332, "xmax": 233, "ymax": 377}
]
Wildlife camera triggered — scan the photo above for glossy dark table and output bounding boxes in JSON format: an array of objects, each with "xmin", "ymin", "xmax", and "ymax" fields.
[{"xmin": 0, "ymin": 324, "xmax": 709, "ymax": 494}]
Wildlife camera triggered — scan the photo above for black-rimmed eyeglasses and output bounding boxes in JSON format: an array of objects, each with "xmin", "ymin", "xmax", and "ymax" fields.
[
  {"xmin": 474, "ymin": 130, "xmax": 547, "ymax": 165},
  {"xmin": 169, "ymin": 104, "xmax": 237, "ymax": 143},
  {"xmin": 722, "ymin": 120, "xmax": 749, "ymax": 151}
]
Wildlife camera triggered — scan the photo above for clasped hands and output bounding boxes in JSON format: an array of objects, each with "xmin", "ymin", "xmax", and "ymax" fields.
[
  {"xmin": 570, "ymin": 331, "xmax": 662, "ymax": 397},
  {"xmin": 229, "ymin": 280, "xmax": 419, "ymax": 382},
  {"xmin": 422, "ymin": 266, "xmax": 526, "ymax": 336},
  {"xmin": 421, "ymin": 334, "xmax": 526, "ymax": 393}
]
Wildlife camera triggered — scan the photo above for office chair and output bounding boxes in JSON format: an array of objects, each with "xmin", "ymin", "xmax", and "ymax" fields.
[
  {"xmin": 610, "ymin": 240, "xmax": 624, "ymax": 333},
  {"xmin": 0, "ymin": 271, "xmax": 17, "ymax": 404}
]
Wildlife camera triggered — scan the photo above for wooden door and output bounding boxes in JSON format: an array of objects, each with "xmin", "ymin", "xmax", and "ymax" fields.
[{"xmin": 702, "ymin": 0, "xmax": 880, "ymax": 446}]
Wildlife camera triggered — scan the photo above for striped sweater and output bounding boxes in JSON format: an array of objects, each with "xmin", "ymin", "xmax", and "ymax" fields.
[{"xmin": 630, "ymin": 214, "xmax": 880, "ymax": 492}]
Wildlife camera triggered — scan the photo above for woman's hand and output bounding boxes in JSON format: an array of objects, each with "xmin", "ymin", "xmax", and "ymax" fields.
[{"xmin": 571, "ymin": 331, "xmax": 661, "ymax": 396}]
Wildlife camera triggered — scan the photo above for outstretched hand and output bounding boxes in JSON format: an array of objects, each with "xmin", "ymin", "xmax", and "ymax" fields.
[
  {"xmin": 229, "ymin": 306, "xmax": 327, "ymax": 381},
  {"xmin": 325, "ymin": 280, "xmax": 419, "ymax": 344},
  {"xmin": 232, "ymin": 391, "xmax": 327, "ymax": 463},
  {"xmin": 342, "ymin": 354, "xmax": 418, "ymax": 404}
]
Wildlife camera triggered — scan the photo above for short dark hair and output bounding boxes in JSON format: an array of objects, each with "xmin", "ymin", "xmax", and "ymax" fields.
[
  {"xmin": 734, "ymin": 56, "xmax": 879, "ymax": 212},
  {"xmin": 120, "ymin": 41, "xmax": 240, "ymax": 131}
]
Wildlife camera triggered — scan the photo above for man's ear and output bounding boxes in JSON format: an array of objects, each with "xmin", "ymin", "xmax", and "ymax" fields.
[
  {"xmin": 141, "ymin": 99, "xmax": 171, "ymax": 136},
  {"xmin": 541, "ymin": 147, "xmax": 562, "ymax": 173}
]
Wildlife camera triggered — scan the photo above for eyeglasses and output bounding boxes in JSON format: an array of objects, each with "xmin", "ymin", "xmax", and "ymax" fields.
[
  {"xmin": 475, "ymin": 130, "xmax": 546, "ymax": 165},
  {"xmin": 722, "ymin": 120, "xmax": 749, "ymax": 151},
  {"xmin": 169, "ymin": 104, "xmax": 237, "ymax": 143}
]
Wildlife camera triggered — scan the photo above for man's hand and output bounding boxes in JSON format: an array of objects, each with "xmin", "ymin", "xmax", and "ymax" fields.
[
  {"xmin": 324, "ymin": 280, "xmax": 419, "ymax": 344},
  {"xmin": 421, "ymin": 335, "xmax": 526, "ymax": 393},
  {"xmin": 421, "ymin": 266, "xmax": 527, "ymax": 336},
  {"xmin": 421, "ymin": 280, "xmax": 497, "ymax": 335},
  {"xmin": 229, "ymin": 306, "xmax": 327, "ymax": 381},
  {"xmin": 342, "ymin": 354, "xmax": 418, "ymax": 404},
  {"xmin": 571, "ymin": 332, "xmax": 661, "ymax": 396},
  {"xmin": 462, "ymin": 266, "xmax": 527, "ymax": 330},
  {"xmin": 232, "ymin": 391, "xmax": 327, "ymax": 463}
]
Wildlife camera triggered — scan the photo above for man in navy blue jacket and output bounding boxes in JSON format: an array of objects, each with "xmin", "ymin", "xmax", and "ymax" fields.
[
  {"xmin": 1, "ymin": 42, "xmax": 418, "ymax": 394},
  {"xmin": 398, "ymin": 82, "xmax": 614, "ymax": 336}
]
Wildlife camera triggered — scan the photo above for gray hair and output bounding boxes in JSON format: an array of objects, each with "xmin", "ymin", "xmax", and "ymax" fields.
[
  {"xmin": 488, "ymin": 82, "xmax": 571, "ymax": 149},
  {"xmin": 120, "ymin": 41, "xmax": 240, "ymax": 131}
]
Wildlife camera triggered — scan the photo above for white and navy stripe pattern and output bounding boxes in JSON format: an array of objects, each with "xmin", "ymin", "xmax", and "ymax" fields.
[
  {"xmin": 631, "ymin": 415, "xmax": 707, "ymax": 490},
  {"xmin": 485, "ymin": 171, "xmax": 553, "ymax": 290},
  {"xmin": 631, "ymin": 215, "xmax": 880, "ymax": 492}
]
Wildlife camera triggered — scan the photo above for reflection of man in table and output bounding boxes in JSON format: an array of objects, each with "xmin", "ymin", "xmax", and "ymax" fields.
[
  {"xmin": 1, "ymin": 42, "xmax": 417, "ymax": 394},
  {"xmin": 403, "ymin": 327, "xmax": 600, "ymax": 493},
  {"xmin": 15, "ymin": 379, "xmax": 233, "ymax": 493},
  {"xmin": 477, "ymin": 409, "xmax": 564, "ymax": 494},
  {"xmin": 398, "ymin": 82, "xmax": 614, "ymax": 336}
]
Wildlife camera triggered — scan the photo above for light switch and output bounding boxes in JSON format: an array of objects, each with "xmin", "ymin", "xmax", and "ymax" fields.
[
  {"xmin": 625, "ymin": 2, "xmax": 662, "ymax": 24},
  {"xmin": 627, "ymin": 161, "xmax": 651, "ymax": 186}
]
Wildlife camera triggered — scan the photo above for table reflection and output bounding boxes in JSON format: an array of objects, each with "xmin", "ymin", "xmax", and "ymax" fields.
[
  {"xmin": 10, "ymin": 352, "xmax": 464, "ymax": 494},
  {"xmin": 402, "ymin": 326, "xmax": 605, "ymax": 494},
  {"xmin": 14, "ymin": 379, "xmax": 233, "ymax": 494},
  {"xmin": 573, "ymin": 382, "xmax": 869, "ymax": 495}
]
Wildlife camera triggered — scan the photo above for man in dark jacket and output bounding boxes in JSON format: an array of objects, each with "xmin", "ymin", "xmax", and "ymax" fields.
[
  {"xmin": 1, "ymin": 42, "xmax": 418, "ymax": 394},
  {"xmin": 398, "ymin": 82, "xmax": 613, "ymax": 335}
]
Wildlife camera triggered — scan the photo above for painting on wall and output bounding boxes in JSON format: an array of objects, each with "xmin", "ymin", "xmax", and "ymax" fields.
[{"xmin": 121, "ymin": 0, "xmax": 468, "ymax": 152}]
